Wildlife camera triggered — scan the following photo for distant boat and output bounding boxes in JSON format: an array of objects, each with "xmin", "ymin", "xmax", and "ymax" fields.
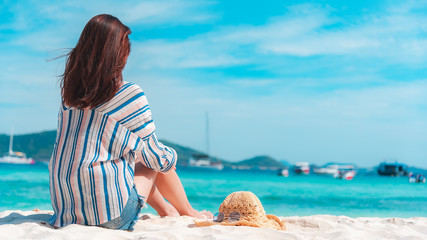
[
  {"xmin": 278, "ymin": 168, "xmax": 289, "ymax": 177},
  {"xmin": 0, "ymin": 129, "xmax": 35, "ymax": 164},
  {"xmin": 314, "ymin": 164, "xmax": 357, "ymax": 180},
  {"xmin": 335, "ymin": 169, "xmax": 356, "ymax": 180},
  {"xmin": 313, "ymin": 164, "xmax": 339, "ymax": 175},
  {"xmin": 294, "ymin": 162, "xmax": 310, "ymax": 175},
  {"xmin": 377, "ymin": 162, "xmax": 408, "ymax": 176},
  {"xmin": 408, "ymin": 173, "xmax": 426, "ymax": 184},
  {"xmin": 189, "ymin": 153, "xmax": 224, "ymax": 170},
  {"xmin": 231, "ymin": 165, "xmax": 251, "ymax": 170}
]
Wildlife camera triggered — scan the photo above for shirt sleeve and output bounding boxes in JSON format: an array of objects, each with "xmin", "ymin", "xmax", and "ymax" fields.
[
  {"xmin": 119, "ymin": 84, "xmax": 177, "ymax": 172},
  {"xmin": 136, "ymin": 132, "xmax": 177, "ymax": 173}
]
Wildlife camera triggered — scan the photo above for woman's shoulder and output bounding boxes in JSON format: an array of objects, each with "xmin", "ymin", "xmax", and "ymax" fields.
[
  {"xmin": 118, "ymin": 81, "xmax": 148, "ymax": 97},
  {"xmin": 120, "ymin": 81, "xmax": 141, "ymax": 91},
  {"xmin": 93, "ymin": 81, "xmax": 147, "ymax": 113}
]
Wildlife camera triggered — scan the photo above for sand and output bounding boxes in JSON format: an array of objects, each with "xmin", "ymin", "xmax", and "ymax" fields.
[{"xmin": 0, "ymin": 210, "xmax": 426, "ymax": 240}]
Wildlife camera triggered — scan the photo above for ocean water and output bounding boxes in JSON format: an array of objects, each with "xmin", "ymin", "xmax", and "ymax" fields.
[{"xmin": 1, "ymin": 163, "xmax": 426, "ymax": 218}]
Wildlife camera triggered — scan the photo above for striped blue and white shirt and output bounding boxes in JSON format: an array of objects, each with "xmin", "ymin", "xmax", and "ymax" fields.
[{"xmin": 48, "ymin": 82, "xmax": 177, "ymax": 227}]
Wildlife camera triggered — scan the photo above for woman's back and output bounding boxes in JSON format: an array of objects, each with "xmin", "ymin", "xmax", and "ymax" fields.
[{"xmin": 49, "ymin": 82, "xmax": 176, "ymax": 227}]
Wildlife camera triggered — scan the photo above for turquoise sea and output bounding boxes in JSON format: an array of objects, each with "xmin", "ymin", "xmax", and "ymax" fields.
[{"xmin": 1, "ymin": 162, "xmax": 426, "ymax": 218}]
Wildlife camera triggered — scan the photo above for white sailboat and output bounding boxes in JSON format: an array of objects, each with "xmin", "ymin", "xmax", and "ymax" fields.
[
  {"xmin": 188, "ymin": 113, "xmax": 223, "ymax": 170},
  {"xmin": 189, "ymin": 154, "xmax": 224, "ymax": 170},
  {"xmin": 0, "ymin": 128, "xmax": 35, "ymax": 164}
]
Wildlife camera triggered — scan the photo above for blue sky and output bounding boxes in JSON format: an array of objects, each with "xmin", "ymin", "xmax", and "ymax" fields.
[{"xmin": 1, "ymin": 0, "xmax": 426, "ymax": 167}]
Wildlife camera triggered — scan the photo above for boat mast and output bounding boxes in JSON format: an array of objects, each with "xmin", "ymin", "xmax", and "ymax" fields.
[
  {"xmin": 9, "ymin": 127, "xmax": 14, "ymax": 155},
  {"xmin": 206, "ymin": 112, "xmax": 210, "ymax": 158}
]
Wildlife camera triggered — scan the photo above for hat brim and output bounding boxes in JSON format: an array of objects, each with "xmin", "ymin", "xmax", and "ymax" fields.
[{"xmin": 194, "ymin": 215, "xmax": 286, "ymax": 231}]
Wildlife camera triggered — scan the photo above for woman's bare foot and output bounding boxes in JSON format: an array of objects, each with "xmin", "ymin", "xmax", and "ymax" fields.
[
  {"xmin": 183, "ymin": 208, "xmax": 213, "ymax": 219},
  {"xmin": 200, "ymin": 210, "xmax": 214, "ymax": 219}
]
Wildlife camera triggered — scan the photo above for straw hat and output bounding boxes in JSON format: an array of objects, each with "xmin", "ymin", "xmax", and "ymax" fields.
[{"xmin": 195, "ymin": 191, "xmax": 286, "ymax": 231}]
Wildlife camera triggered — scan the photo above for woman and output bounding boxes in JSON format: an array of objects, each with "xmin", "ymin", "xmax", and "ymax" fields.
[{"xmin": 49, "ymin": 14, "xmax": 211, "ymax": 230}]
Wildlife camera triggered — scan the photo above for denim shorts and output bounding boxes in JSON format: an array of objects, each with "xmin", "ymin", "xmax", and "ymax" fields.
[{"xmin": 99, "ymin": 186, "xmax": 145, "ymax": 231}]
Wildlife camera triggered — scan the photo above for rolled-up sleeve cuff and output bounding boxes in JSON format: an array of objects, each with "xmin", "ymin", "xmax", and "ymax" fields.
[{"xmin": 137, "ymin": 133, "xmax": 177, "ymax": 172}]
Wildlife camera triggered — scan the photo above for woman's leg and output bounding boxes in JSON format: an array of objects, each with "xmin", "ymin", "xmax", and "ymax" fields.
[
  {"xmin": 133, "ymin": 162, "xmax": 158, "ymax": 204},
  {"xmin": 134, "ymin": 164, "xmax": 211, "ymax": 219},
  {"xmin": 154, "ymin": 169, "xmax": 213, "ymax": 219},
  {"xmin": 146, "ymin": 185, "xmax": 179, "ymax": 217}
]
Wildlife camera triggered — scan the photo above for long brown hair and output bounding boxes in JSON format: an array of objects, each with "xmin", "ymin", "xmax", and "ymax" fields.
[{"xmin": 61, "ymin": 14, "xmax": 131, "ymax": 108}]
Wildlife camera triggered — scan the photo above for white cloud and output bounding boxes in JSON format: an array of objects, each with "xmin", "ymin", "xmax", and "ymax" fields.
[
  {"xmin": 2, "ymin": 0, "xmax": 217, "ymax": 27},
  {"xmin": 129, "ymin": 2, "xmax": 427, "ymax": 70},
  {"xmin": 2, "ymin": 0, "xmax": 218, "ymax": 51},
  {"xmin": 222, "ymin": 2, "xmax": 427, "ymax": 59},
  {"xmin": 131, "ymin": 39, "xmax": 244, "ymax": 69},
  {"xmin": 117, "ymin": 0, "xmax": 218, "ymax": 25},
  {"xmin": 228, "ymin": 78, "xmax": 278, "ymax": 87},
  {"xmin": 8, "ymin": 1, "xmax": 427, "ymax": 69}
]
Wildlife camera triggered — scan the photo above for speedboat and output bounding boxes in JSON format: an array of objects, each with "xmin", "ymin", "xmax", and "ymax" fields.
[
  {"xmin": 409, "ymin": 173, "xmax": 426, "ymax": 183},
  {"xmin": 277, "ymin": 168, "xmax": 289, "ymax": 177},
  {"xmin": 294, "ymin": 162, "xmax": 310, "ymax": 175},
  {"xmin": 313, "ymin": 165, "xmax": 339, "ymax": 175},
  {"xmin": 334, "ymin": 169, "xmax": 356, "ymax": 180},
  {"xmin": 314, "ymin": 164, "xmax": 356, "ymax": 180}
]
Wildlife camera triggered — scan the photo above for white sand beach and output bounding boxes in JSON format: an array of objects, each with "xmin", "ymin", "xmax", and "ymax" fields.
[{"xmin": 0, "ymin": 210, "xmax": 426, "ymax": 240}]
